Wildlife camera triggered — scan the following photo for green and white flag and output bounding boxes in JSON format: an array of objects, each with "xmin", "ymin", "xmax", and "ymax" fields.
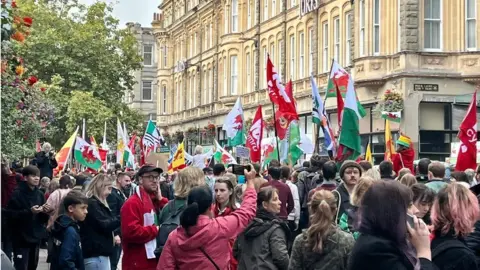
[
  {"xmin": 213, "ymin": 140, "xmax": 237, "ymax": 165},
  {"xmin": 74, "ymin": 136, "xmax": 102, "ymax": 170},
  {"xmin": 338, "ymin": 76, "xmax": 364, "ymax": 160},
  {"xmin": 279, "ymin": 120, "xmax": 303, "ymax": 165},
  {"xmin": 381, "ymin": 111, "xmax": 402, "ymax": 123},
  {"xmin": 143, "ymin": 120, "xmax": 163, "ymax": 149},
  {"xmin": 223, "ymin": 98, "xmax": 246, "ymax": 147},
  {"xmin": 117, "ymin": 119, "xmax": 135, "ymax": 169},
  {"xmin": 261, "ymin": 137, "xmax": 279, "ymax": 169}
]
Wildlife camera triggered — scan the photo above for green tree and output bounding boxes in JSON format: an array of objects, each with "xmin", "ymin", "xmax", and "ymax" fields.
[
  {"xmin": 1, "ymin": 0, "xmax": 57, "ymax": 159},
  {"xmin": 17, "ymin": 0, "xmax": 143, "ymax": 147},
  {"xmin": 66, "ymin": 91, "xmax": 144, "ymax": 144}
]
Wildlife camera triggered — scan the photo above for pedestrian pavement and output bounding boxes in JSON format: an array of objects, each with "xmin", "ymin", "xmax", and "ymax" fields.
[{"xmin": 37, "ymin": 249, "xmax": 123, "ymax": 270}]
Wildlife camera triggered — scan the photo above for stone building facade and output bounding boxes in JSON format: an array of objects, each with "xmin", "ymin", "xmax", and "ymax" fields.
[
  {"xmin": 125, "ymin": 23, "xmax": 158, "ymax": 122},
  {"xmin": 152, "ymin": 0, "xmax": 480, "ymax": 162}
]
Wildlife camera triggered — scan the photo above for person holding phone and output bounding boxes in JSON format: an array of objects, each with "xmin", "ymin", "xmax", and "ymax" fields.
[
  {"xmin": 157, "ymin": 165, "xmax": 257, "ymax": 270},
  {"xmin": 6, "ymin": 165, "xmax": 51, "ymax": 270},
  {"xmin": 348, "ymin": 181, "xmax": 436, "ymax": 270}
]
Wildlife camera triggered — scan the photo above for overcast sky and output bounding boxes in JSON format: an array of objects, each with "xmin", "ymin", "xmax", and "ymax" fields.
[{"xmin": 78, "ymin": 0, "xmax": 159, "ymax": 27}]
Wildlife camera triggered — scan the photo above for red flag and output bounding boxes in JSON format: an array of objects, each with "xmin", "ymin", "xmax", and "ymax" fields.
[
  {"xmin": 336, "ymin": 83, "xmax": 344, "ymax": 128},
  {"xmin": 275, "ymin": 81, "xmax": 299, "ymax": 140},
  {"xmin": 455, "ymin": 91, "xmax": 478, "ymax": 171},
  {"xmin": 139, "ymin": 136, "xmax": 147, "ymax": 166},
  {"xmin": 246, "ymin": 106, "xmax": 264, "ymax": 163},
  {"xmin": 128, "ymin": 134, "xmax": 137, "ymax": 155},
  {"xmin": 266, "ymin": 56, "xmax": 281, "ymax": 104}
]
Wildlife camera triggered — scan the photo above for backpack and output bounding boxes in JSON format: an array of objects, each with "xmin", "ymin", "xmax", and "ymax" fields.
[
  {"xmin": 154, "ymin": 200, "xmax": 186, "ymax": 258},
  {"xmin": 299, "ymin": 171, "xmax": 320, "ymax": 207}
]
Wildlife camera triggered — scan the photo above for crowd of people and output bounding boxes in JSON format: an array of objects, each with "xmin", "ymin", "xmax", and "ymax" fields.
[{"xmin": 2, "ymin": 143, "xmax": 480, "ymax": 270}]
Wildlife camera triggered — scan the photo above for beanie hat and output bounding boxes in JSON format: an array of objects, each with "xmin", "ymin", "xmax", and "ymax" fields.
[
  {"xmin": 396, "ymin": 134, "xmax": 411, "ymax": 148},
  {"xmin": 339, "ymin": 160, "xmax": 363, "ymax": 179}
]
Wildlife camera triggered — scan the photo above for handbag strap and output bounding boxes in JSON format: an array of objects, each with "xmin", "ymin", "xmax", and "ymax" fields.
[{"xmin": 199, "ymin": 247, "xmax": 220, "ymax": 270}]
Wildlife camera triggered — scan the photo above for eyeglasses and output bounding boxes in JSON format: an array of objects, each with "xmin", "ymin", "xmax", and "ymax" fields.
[{"xmin": 142, "ymin": 175, "xmax": 160, "ymax": 182}]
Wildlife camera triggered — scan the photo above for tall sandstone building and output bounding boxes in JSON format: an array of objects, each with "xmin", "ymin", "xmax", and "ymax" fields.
[{"xmin": 151, "ymin": 0, "xmax": 479, "ymax": 162}]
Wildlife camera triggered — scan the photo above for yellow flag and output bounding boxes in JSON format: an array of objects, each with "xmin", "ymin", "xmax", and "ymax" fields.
[
  {"xmin": 172, "ymin": 142, "xmax": 186, "ymax": 171},
  {"xmin": 365, "ymin": 142, "xmax": 373, "ymax": 164},
  {"xmin": 56, "ymin": 127, "xmax": 78, "ymax": 171},
  {"xmin": 384, "ymin": 119, "xmax": 396, "ymax": 161}
]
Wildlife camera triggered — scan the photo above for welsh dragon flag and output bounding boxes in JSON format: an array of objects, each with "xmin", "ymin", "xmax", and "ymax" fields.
[
  {"xmin": 213, "ymin": 140, "xmax": 237, "ymax": 165},
  {"xmin": 223, "ymin": 98, "xmax": 245, "ymax": 147},
  {"xmin": 261, "ymin": 137, "xmax": 279, "ymax": 169},
  {"xmin": 325, "ymin": 60, "xmax": 366, "ymax": 117},
  {"xmin": 337, "ymin": 75, "xmax": 365, "ymax": 161},
  {"xmin": 74, "ymin": 137, "xmax": 102, "ymax": 170}
]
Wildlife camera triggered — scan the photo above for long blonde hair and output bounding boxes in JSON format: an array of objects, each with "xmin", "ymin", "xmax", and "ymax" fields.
[
  {"xmin": 306, "ymin": 190, "xmax": 337, "ymax": 253},
  {"xmin": 174, "ymin": 167, "xmax": 205, "ymax": 198},
  {"xmin": 350, "ymin": 176, "xmax": 376, "ymax": 207},
  {"xmin": 84, "ymin": 173, "xmax": 113, "ymax": 206}
]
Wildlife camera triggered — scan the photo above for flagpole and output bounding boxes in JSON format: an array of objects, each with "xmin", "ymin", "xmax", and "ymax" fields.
[
  {"xmin": 102, "ymin": 121, "xmax": 107, "ymax": 149},
  {"xmin": 271, "ymin": 102, "xmax": 281, "ymax": 161},
  {"xmin": 82, "ymin": 118, "xmax": 86, "ymax": 139}
]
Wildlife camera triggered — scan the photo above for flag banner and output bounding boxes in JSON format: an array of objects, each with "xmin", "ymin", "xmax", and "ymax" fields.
[
  {"xmin": 223, "ymin": 98, "xmax": 246, "ymax": 147},
  {"xmin": 337, "ymin": 74, "xmax": 365, "ymax": 162},
  {"xmin": 381, "ymin": 111, "xmax": 402, "ymax": 123},
  {"xmin": 384, "ymin": 119, "xmax": 396, "ymax": 161},
  {"xmin": 213, "ymin": 140, "xmax": 237, "ymax": 165},
  {"xmin": 74, "ymin": 136, "xmax": 102, "ymax": 170},
  {"xmin": 56, "ymin": 128, "xmax": 79, "ymax": 171},
  {"xmin": 90, "ymin": 136, "xmax": 107, "ymax": 169},
  {"xmin": 299, "ymin": 133, "xmax": 314, "ymax": 154},
  {"xmin": 171, "ymin": 142, "xmax": 187, "ymax": 171},
  {"xmin": 117, "ymin": 119, "xmax": 126, "ymax": 165},
  {"xmin": 365, "ymin": 142, "xmax": 373, "ymax": 164},
  {"xmin": 455, "ymin": 91, "xmax": 478, "ymax": 171},
  {"xmin": 326, "ymin": 60, "xmax": 349, "ymax": 98},
  {"xmin": 266, "ymin": 56, "xmax": 281, "ymax": 104},
  {"xmin": 143, "ymin": 120, "xmax": 163, "ymax": 151},
  {"xmin": 311, "ymin": 75, "xmax": 335, "ymax": 151},
  {"xmin": 246, "ymin": 105, "xmax": 264, "ymax": 163},
  {"xmin": 261, "ymin": 137, "xmax": 279, "ymax": 169}
]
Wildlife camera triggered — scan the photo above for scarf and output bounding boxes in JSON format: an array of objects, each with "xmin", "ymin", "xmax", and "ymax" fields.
[{"xmin": 256, "ymin": 207, "xmax": 278, "ymax": 222}]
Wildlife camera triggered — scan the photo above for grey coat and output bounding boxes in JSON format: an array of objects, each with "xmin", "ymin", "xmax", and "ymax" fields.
[
  {"xmin": 233, "ymin": 217, "xmax": 290, "ymax": 270},
  {"xmin": 288, "ymin": 227, "xmax": 355, "ymax": 270}
]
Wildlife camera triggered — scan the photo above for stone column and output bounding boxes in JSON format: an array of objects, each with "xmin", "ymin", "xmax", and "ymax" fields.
[
  {"xmin": 349, "ymin": 4, "xmax": 355, "ymax": 67},
  {"xmin": 281, "ymin": 0, "xmax": 287, "ymax": 78},
  {"xmin": 400, "ymin": 0, "xmax": 419, "ymax": 51},
  {"xmin": 254, "ymin": 0, "xmax": 261, "ymax": 91},
  {"xmin": 313, "ymin": 11, "xmax": 319, "ymax": 75}
]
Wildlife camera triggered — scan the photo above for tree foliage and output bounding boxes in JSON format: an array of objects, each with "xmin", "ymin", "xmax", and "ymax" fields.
[
  {"xmin": 1, "ymin": 0, "xmax": 56, "ymax": 159},
  {"xmin": 66, "ymin": 91, "xmax": 144, "ymax": 145},
  {"xmin": 16, "ymin": 0, "xmax": 144, "ymax": 148}
]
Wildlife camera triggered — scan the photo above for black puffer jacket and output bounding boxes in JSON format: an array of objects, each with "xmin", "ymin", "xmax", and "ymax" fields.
[
  {"xmin": 6, "ymin": 181, "xmax": 49, "ymax": 247},
  {"xmin": 234, "ymin": 209, "xmax": 290, "ymax": 270},
  {"xmin": 79, "ymin": 197, "xmax": 120, "ymax": 258}
]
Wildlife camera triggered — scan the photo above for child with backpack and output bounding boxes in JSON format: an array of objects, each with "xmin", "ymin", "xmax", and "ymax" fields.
[{"xmin": 50, "ymin": 190, "xmax": 88, "ymax": 270}]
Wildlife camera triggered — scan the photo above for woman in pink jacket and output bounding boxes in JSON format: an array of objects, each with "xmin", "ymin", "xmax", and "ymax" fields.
[{"xmin": 157, "ymin": 166, "xmax": 257, "ymax": 270}]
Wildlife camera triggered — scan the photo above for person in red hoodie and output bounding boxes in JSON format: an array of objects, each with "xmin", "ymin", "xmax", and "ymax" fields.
[
  {"xmin": 120, "ymin": 165, "xmax": 169, "ymax": 270},
  {"xmin": 392, "ymin": 134, "xmax": 415, "ymax": 175},
  {"xmin": 157, "ymin": 165, "xmax": 257, "ymax": 270}
]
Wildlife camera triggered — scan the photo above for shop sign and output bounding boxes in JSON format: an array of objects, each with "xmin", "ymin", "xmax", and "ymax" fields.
[
  {"xmin": 299, "ymin": 0, "xmax": 320, "ymax": 18},
  {"xmin": 414, "ymin": 84, "xmax": 439, "ymax": 92}
]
